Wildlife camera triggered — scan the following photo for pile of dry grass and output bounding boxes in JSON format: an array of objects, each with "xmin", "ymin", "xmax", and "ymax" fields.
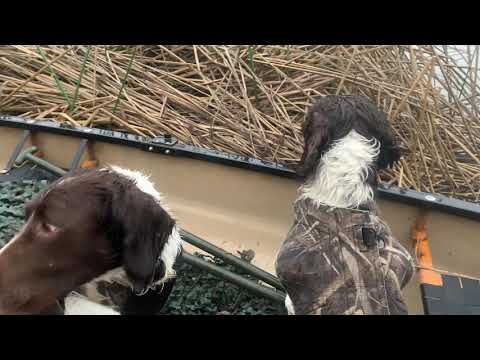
[{"xmin": 0, "ymin": 45, "xmax": 478, "ymax": 202}]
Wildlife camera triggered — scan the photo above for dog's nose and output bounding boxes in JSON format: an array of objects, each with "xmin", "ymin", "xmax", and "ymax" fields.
[{"xmin": 132, "ymin": 283, "xmax": 149, "ymax": 296}]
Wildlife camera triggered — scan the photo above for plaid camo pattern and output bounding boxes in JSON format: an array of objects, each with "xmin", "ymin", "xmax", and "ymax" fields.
[{"xmin": 275, "ymin": 198, "xmax": 415, "ymax": 315}]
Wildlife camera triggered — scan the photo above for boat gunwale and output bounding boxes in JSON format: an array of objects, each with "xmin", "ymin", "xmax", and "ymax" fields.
[{"xmin": 1, "ymin": 113, "xmax": 479, "ymax": 222}]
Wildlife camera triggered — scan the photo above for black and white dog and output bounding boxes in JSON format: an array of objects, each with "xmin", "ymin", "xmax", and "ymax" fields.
[{"xmin": 275, "ymin": 96, "xmax": 415, "ymax": 315}]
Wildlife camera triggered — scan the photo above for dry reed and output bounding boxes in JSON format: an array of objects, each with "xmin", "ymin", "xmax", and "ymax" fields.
[{"xmin": 0, "ymin": 45, "xmax": 478, "ymax": 203}]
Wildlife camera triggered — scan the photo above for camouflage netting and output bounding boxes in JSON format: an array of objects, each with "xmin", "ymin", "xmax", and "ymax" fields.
[
  {"xmin": 164, "ymin": 253, "xmax": 286, "ymax": 315},
  {"xmin": 0, "ymin": 181, "xmax": 48, "ymax": 247},
  {"xmin": 0, "ymin": 45, "xmax": 479, "ymax": 202}
]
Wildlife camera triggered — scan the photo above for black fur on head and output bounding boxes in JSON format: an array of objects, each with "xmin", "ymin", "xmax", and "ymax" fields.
[
  {"xmin": 100, "ymin": 171, "xmax": 176, "ymax": 295},
  {"xmin": 297, "ymin": 95, "xmax": 401, "ymax": 179}
]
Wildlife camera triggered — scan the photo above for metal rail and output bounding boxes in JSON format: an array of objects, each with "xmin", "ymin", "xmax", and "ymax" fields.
[
  {"xmin": 180, "ymin": 230, "xmax": 284, "ymax": 291},
  {"xmin": 180, "ymin": 251, "xmax": 285, "ymax": 304}
]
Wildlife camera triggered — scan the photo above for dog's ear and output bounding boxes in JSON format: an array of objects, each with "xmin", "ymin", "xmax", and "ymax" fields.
[
  {"xmin": 297, "ymin": 108, "xmax": 331, "ymax": 178},
  {"xmin": 353, "ymin": 96, "xmax": 402, "ymax": 170},
  {"xmin": 377, "ymin": 141, "xmax": 401, "ymax": 169},
  {"xmin": 109, "ymin": 187, "xmax": 176, "ymax": 295},
  {"xmin": 367, "ymin": 115, "xmax": 402, "ymax": 170},
  {"xmin": 375, "ymin": 117, "xmax": 401, "ymax": 169}
]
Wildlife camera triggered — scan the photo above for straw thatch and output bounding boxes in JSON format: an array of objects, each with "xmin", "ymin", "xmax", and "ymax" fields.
[{"xmin": 0, "ymin": 45, "xmax": 478, "ymax": 202}]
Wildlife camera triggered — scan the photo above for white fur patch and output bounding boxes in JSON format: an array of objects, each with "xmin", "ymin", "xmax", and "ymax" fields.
[
  {"xmin": 299, "ymin": 130, "xmax": 380, "ymax": 209},
  {"xmin": 109, "ymin": 166, "xmax": 183, "ymax": 285},
  {"xmin": 158, "ymin": 225, "xmax": 182, "ymax": 283},
  {"xmin": 64, "ymin": 292, "xmax": 119, "ymax": 315},
  {"xmin": 109, "ymin": 165, "xmax": 171, "ymax": 213},
  {"xmin": 285, "ymin": 294, "xmax": 296, "ymax": 315}
]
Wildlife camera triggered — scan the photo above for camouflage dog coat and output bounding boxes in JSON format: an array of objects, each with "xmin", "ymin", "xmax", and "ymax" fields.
[{"xmin": 275, "ymin": 198, "xmax": 415, "ymax": 315}]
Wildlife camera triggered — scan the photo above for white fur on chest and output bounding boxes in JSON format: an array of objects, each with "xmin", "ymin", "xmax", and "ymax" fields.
[
  {"xmin": 299, "ymin": 130, "xmax": 379, "ymax": 209},
  {"xmin": 64, "ymin": 292, "xmax": 120, "ymax": 315}
]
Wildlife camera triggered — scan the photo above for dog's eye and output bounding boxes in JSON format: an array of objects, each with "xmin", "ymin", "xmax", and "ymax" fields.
[{"xmin": 41, "ymin": 222, "xmax": 59, "ymax": 233}]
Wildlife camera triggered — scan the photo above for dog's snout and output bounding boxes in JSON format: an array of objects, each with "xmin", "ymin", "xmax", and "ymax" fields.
[{"xmin": 130, "ymin": 281, "xmax": 148, "ymax": 296}]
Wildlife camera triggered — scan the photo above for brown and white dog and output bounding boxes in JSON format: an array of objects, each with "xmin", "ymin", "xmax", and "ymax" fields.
[
  {"xmin": 0, "ymin": 166, "xmax": 183, "ymax": 315},
  {"xmin": 275, "ymin": 96, "xmax": 415, "ymax": 315}
]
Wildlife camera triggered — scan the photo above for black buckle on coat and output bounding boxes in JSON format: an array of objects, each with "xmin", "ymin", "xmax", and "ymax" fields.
[{"xmin": 361, "ymin": 227, "xmax": 377, "ymax": 250}]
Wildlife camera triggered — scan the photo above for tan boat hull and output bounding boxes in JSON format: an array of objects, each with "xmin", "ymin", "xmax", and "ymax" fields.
[{"xmin": 2, "ymin": 126, "xmax": 479, "ymax": 315}]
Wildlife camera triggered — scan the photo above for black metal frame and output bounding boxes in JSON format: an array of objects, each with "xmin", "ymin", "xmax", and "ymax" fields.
[
  {"xmin": 0, "ymin": 129, "xmax": 31, "ymax": 174},
  {"xmin": 68, "ymin": 139, "xmax": 89, "ymax": 174},
  {"xmin": 1, "ymin": 114, "xmax": 479, "ymax": 221},
  {"xmin": 421, "ymin": 275, "xmax": 480, "ymax": 315}
]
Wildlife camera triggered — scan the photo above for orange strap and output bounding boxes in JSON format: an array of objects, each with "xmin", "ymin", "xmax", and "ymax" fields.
[
  {"xmin": 81, "ymin": 159, "xmax": 99, "ymax": 169},
  {"xmin": 412, "ymin": 212, "xmax": 443, "ymax": 286},
  {"xmin": 29, "ymin": 132, "xmax": 44, "ymax": 158},
  {"xmin": 81, "ymin": 142, "xmax": 99, "ymax": 169}
]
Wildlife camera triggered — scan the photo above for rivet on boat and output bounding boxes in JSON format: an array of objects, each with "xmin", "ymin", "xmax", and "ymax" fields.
[{"xmin": 425, "ymin": 195, "xmax": 436, "ymax": 202}]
